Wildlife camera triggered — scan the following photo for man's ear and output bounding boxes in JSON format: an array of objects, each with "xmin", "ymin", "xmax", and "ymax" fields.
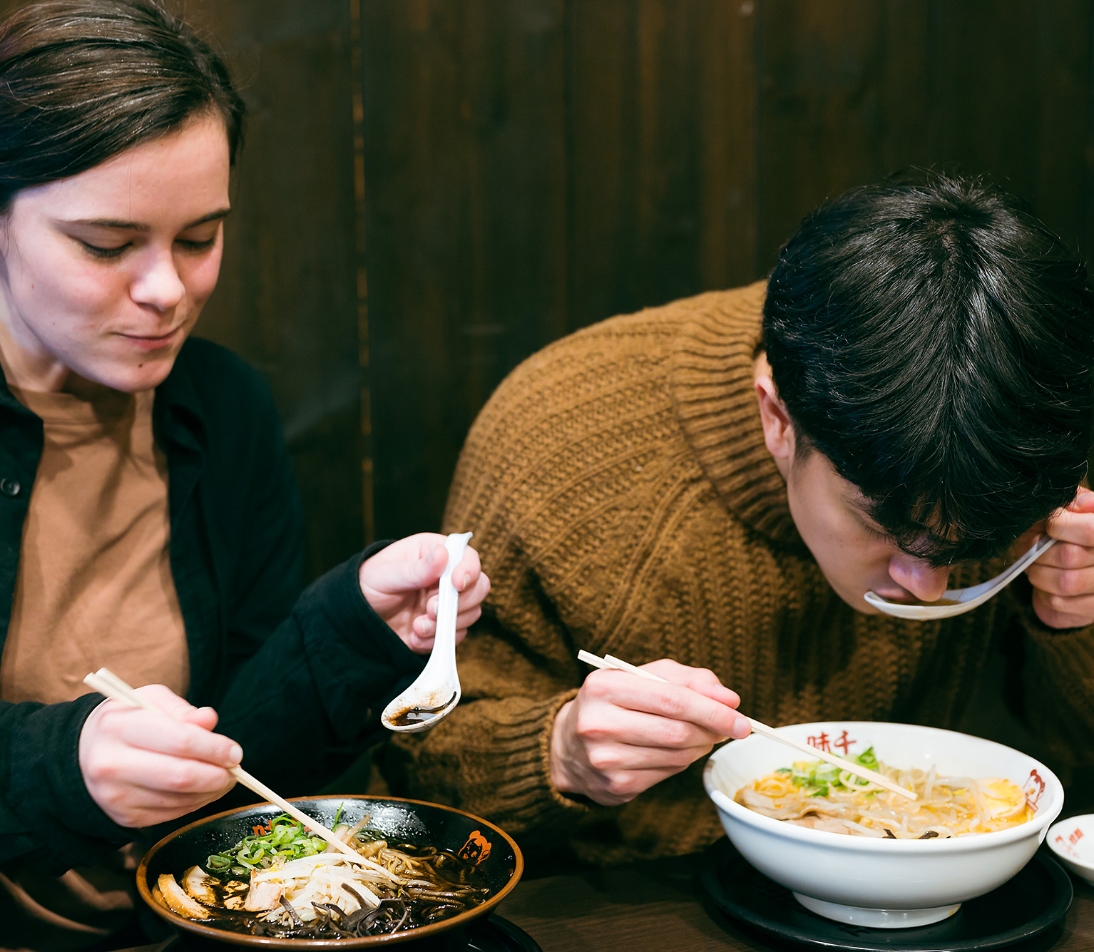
[{"xmin": 754, "ymin": 372, "xmax": 796, "ymax": 471}]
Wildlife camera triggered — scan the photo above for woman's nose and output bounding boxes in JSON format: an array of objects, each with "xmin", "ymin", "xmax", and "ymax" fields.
[
  {"xmin": 888, "ymin": 553, "xmax": 952, "ymax": 603},
  {"xmin": 130, "ymin": 251, "xmax": 185, "ymax": 311}
]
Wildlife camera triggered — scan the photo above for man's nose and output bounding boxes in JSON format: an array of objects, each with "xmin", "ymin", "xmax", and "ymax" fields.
[{"xmin": 888, "ymin": 553, "xmax": 952, "ymax": 603}]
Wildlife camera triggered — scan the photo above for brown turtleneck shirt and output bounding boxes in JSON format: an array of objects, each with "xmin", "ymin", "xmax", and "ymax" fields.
[{"xmin": 386, "ymin": 282, "xmax": 1094, "ymax": 866}]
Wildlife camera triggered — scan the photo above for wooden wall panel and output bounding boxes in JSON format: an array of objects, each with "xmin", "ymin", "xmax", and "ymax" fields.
[
  {"xmin": 755, "ymin": 1, "xmax": 934, "ymax": 268},
  {"xmin": 361, "ymin": 0, "xmax": 568, "ymax": 540},
  {"xmin": 186, "ymin": 0, "xmax": 364, "ymax": 580},
  {"xmin": 927, "ymin": 0, "xmax": 1092, "ymax": 255},
  {"xmin": 568, "ymin": 0, "xmax": 758, "ymax": 327},
  {"xmin": 755, "ymin": 0, "xmax": 1093, "ymax": 268}
]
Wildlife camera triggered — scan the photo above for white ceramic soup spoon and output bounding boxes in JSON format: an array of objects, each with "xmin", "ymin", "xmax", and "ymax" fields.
[
  {"xmin": 381, "ymin": 531, "xmax": 472, "ymax": 733},
  {"xmin": 863, "ymin": 534, "xmax": 1056, "ymax": 621}
]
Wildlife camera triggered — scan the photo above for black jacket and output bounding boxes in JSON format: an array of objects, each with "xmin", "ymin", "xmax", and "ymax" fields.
[{"xmin": 0, "ymin": 338, "xmax": 424, "ymax": 873}]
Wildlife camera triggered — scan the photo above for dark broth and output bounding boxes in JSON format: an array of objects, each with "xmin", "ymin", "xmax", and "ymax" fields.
[
  {"xmin": 390, "ymin": 694, "xmax": 457, "ymax": 727},
  {"xmin": 197, "ymin": 839, "xmax": 491, "ymax": 939}
]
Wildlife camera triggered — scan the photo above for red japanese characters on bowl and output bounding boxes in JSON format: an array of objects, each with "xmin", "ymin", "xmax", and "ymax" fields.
[{"xmin": 1047, "ymin": 815, "xmax": 1094, "ymax": 885}]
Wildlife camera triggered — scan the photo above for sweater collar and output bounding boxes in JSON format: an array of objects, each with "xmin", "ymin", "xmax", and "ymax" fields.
[{"xmin": 669, "ymin": 282, "xmax": 805, "ymax": 548}]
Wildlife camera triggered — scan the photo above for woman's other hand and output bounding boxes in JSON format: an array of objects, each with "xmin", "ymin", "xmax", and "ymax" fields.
[
  {"xmin": 358, "ymin": 533, "xmax": 490, "ymax": 653},
  {"xmin": 78, "ymin": 685, "xmax": 241, "ymax": 828},
  {"xmin": 549, "ymin": 660, "xmax": 751, "ymax": 806}
]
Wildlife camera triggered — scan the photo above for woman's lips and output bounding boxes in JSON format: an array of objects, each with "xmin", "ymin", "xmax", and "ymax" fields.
[{"xmin": 116, "ymin": 327, "xmax": 182, "ymax": 351}]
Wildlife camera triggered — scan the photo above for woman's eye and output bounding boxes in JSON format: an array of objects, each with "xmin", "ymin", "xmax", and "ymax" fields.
[
  {"xmin": 78, "ymin": 240, "xmax": 129, "ymax": 260},
  {"xmin": 177, "ymin": 235, "xmax": 218, "ymax": 252}
]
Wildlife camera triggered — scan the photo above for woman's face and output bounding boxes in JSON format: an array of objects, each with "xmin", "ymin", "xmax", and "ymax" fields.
[{"xmin": 0, "ymin": 112, "xmax": 230, "ymax": 393}]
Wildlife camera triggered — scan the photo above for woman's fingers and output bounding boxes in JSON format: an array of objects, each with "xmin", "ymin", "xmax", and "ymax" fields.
[
  {"xmin": 79, "ymin": 688, "xmax": 242, "ymax": 828},
  {"xmin": 358, "ymin": 534, "xmax": 490, "ymax": 650},
  {"xmin": 415, "ymin": 606, "xmax": 483, "ymax": 636},
  {"xmin": 361, "ymin": 535, "xmax": 485, "ymax": 601},
  {"xmin": 99, "ymin": 701, "xmax": 241, "ymax": 768},
  {"xmin": 88, "ymin": 744, "xmax": 236, "ymax": 797},
  {"xmin": 423, "ymin": 570, "xmax": 491, "ymax": 619}
]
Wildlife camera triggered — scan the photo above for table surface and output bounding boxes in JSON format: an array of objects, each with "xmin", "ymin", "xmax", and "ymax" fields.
[{"xmin": 498, "ymin": 850, "xmax": 1094, "ymax": 952}]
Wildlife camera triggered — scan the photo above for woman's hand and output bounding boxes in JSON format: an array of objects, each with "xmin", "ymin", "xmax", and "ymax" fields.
[
  {"xmin": 78, "ymin": 685, "xmax": 241, "ymax": 828},
  {"xmin": 358, "ymin": 533, "xmax": 491, "ymax": 653},
  {"xmin": 1027, "ymin": 488, "xmax": 1094, "ymax": 629},
  {"xmin": 548, "ymin": 659, "xmax": 751, "ymax": 806}
]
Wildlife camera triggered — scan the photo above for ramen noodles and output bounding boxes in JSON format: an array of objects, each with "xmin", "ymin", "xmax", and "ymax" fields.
[{"xmin": 734, "ymin": 747, "xmax": 1033, "ymax": 839}]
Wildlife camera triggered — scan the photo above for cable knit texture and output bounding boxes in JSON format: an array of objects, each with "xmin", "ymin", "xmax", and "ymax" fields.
[{"xmin": 385, "ymin": 282, "xmax": 1094, "ymax": 866}]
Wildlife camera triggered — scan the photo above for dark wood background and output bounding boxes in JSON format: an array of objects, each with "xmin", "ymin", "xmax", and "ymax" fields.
[{"xmin": 12, "ymin": 0, "xmax": 1091, "ymax": 577}]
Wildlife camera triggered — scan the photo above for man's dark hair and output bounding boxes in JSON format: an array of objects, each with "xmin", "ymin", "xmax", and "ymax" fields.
[
  {"xmin": 0, "ymin": 0, "xmax": 245, "ymax": 213},
  {"xmin": 763, "ymin": 174, "xmax": 1094, "ymax": 565}
]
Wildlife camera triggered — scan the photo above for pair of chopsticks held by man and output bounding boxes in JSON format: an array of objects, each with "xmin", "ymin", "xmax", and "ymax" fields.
[{"xmin": 2, "ymin": 0, "xmax": 1094, "ymax": 946}]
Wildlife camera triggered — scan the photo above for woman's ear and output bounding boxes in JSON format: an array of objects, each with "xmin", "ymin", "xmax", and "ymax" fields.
[{"xmin": 754, "ymin": 371, "xmax": 797, "ymax": 471}]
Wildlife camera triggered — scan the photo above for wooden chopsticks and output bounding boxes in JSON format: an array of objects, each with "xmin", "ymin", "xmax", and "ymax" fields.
[
  {"xmin": 82, "ymin": 668, "xmax": 372, "ymax": 862},
  {"xmin": 576, "ymin": 650, "xmax": 916, "ymax": 800}
]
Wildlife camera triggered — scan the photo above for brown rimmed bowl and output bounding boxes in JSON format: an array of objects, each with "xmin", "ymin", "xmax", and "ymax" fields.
[{"xmin": 137, "ymin": 795, "xmax": 524, "ymax": 949}]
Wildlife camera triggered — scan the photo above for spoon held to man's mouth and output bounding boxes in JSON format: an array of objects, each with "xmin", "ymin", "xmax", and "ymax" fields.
[{"xmin": 864, "ymin": 535, "xmax": 1055, "ymax": 621}]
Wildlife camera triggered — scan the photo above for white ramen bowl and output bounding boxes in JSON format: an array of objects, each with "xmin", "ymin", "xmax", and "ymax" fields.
[
  {"xmin": 1047, "ymin": 814, "xmax": 1094, "ymax": 885},
  {"xmin": 703, "ymin": 721, "xmax": 1063, "ymax": 929}
]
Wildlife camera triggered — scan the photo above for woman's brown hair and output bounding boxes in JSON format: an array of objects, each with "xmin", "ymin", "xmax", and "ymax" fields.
[{"xmin": 0, "ymin": 0, "xmax": 244, "ymax": 211}]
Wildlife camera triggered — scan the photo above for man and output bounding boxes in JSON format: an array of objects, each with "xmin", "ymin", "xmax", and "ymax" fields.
[{"xmin": 384, "ymin": 176, "xmax": 1094, "ymax": 866}]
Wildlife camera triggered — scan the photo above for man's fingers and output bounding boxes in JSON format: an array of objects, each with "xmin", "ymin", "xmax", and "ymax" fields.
[
  {"xmin": 641, "ymin": 659, "xmax": 741, "ymax": 708},
  {"xmin": 575, "ymin": 705, "xmax": 723, "ymax": 750},
  {"xmin": 582, "ymin": 670, "xmax": 747, "ymax": 738},
  {"xmin": 1029, "ymin": 541, "xmax": 1094, "ymax": 571},
  {"xmin": 1068, "ymin": 487, "xmax": 1094, "ymax": 511},
  {"xmin": 1031, "ymin": 587, "xmax": 1094, "ymax": 624},
  {"xmin": 1045, "ymin": 505, "xmax": 1094, "ymax": 548},
  {"xmin": 1026, "ymin": 562, "xmax": 1094, "ymax": 596}
]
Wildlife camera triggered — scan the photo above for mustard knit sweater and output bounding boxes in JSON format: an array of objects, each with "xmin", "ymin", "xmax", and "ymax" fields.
[{"xmin": 386, "ymin": 282, "xmax": 1094, "ymax": 866}]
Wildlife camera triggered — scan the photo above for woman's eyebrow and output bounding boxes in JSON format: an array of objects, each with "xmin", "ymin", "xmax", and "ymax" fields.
[{"xmin": 58, "ymin": 208, "xmax": 231, "ymax": 231}]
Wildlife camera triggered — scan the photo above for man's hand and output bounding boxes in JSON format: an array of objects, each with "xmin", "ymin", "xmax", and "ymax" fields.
[
  {"xmin": 78, "ymin": 685, "xmax": 241, "ymax": 828},
  {"xmin": 549, "ymin": 659, "xmax": 751, "ymax": 806},
  {"xmin": 1027, "ymin": 488, "xmax": 1094, "ymax": 629},
  {"xmin": 358, "ymin": 533, "xmax": 491, "ymax": 653}
]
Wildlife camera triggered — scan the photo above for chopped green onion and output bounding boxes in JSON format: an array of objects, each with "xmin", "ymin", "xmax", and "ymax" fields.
[{"xmin": 205, "ymin": 814, "xmax": 329, "ymax": 876}]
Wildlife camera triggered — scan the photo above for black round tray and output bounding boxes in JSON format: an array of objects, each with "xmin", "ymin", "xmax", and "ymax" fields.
[{"xmin": 700, "ymin": 838, "xmax": 1072, "ymax": 952}]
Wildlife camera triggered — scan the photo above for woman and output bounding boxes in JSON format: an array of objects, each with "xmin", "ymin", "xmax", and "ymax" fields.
[{"xmin": 0, "ymin": 0, "xmax": 489, "ymax": 945}]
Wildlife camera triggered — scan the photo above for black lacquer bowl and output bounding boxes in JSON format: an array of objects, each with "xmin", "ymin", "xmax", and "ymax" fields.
[{"xmin": 137, "ymin": 796, "xmax": 524, "ymax": 950}]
